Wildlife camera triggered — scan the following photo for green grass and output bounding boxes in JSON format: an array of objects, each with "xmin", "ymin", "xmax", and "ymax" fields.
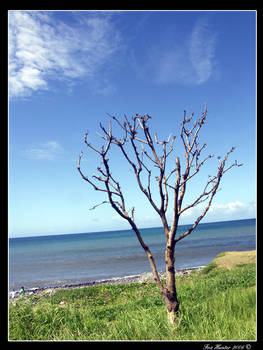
[{"xmin": 9, "ymin": 263, "xmax": 256, "ymax": 341}]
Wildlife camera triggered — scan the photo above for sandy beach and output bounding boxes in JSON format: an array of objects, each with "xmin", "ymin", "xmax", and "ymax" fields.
[{"xmin": 9, "ymin": 266, "xmax": 205, "ymax": 301}]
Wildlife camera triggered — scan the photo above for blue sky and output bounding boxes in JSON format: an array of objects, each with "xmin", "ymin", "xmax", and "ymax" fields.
[{"xmin": 8, "ymin": 10, "xmax": 256, "ymax": 238}]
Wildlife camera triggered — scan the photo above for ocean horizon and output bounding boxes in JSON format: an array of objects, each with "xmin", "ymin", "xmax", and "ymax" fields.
[{"xmin": 9, "ymin": 218, "xmax": 256, "ymax": 292}]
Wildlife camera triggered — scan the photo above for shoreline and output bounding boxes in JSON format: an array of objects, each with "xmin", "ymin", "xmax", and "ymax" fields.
[{"xmin": 9, "ymin": 266, "xmax": 205, "ymax": 300}]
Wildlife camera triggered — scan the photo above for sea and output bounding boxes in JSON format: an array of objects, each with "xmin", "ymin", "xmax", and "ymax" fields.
[{"xmin": 9, "ymin": 218, "xmax": 256, "ymax": 292}]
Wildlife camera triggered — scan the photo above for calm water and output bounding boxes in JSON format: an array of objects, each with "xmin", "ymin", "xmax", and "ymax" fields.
[{"xmin": 9, "ymin": 219, "xmax": 256, "ymax": 291}]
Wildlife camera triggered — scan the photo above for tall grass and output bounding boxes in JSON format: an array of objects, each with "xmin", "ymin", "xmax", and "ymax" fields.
[{"xmin": 9, "ymin": 263, "xmax": 256, "ymax": 341}]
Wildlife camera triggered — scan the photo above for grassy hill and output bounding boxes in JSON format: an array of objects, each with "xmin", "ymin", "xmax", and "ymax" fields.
[
  {"xmin": 9, "ymin": 250, "xmax": 256, "ymax": 341},
  {"xmin": 212, "ymin": 250, "xmax": 256, "ymax": 269}
]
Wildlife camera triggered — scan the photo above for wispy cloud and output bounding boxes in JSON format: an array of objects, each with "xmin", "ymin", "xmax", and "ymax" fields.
[
  {"xmin": 189, "ymin": 18, "xmax": 217, "ymax": 84},
  {"xmin": 8, "ymin": 11, "xmax": 121, "ymax": 98},
  {"xmin": 136, "ymin": 16, "xmax": 217, "ymax": 86},
  {"xmin": 22, "ymin": 141, "xmax": 64, "ymax": 160}
]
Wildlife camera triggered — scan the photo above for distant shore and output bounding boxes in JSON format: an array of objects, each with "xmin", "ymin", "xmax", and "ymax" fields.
[{"xmin": 9, "ymin": 266, "xmax": 205, "ymax": 301}]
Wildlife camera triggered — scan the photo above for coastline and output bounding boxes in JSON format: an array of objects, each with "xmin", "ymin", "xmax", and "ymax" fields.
[
  {"xmin": 9, "ymin": 266, "xmax": 205, "ymax": 301},
  {"xmin": 9, "ymin": 219, "xmax": 255, "ymax": 302}
]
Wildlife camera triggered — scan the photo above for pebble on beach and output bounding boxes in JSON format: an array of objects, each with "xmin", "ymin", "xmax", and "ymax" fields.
[{"xmin": 9, "ymin": 266, "xmax": 205, "ymax": 301}]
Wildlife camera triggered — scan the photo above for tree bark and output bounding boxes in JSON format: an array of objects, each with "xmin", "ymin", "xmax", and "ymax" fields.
[
  {"xmin": 164, "ymin": 237, "xmax": 180, "ymax": 325},
  {"xmin": 162, "ymin": 289, "xmax": 180, "ymax": 325}
]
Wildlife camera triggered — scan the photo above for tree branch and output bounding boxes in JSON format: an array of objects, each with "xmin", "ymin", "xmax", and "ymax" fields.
[
  {"xmin": 175, "ymin": 146, "xmax": 242, "ymax": 244},
  {"xmin": 78, "ymin": 108, "xmax": 243, "ymax": 324}
]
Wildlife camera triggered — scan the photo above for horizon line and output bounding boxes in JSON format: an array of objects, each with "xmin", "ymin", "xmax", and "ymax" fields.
[{"xmin": 9, "ymin": 217, "xmax": 256, "ymax": 239}]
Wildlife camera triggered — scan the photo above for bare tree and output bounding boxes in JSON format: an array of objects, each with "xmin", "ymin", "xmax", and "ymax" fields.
[{"xmin": 77, "ymin": 106, "xmax": 242, "ymax": 325}]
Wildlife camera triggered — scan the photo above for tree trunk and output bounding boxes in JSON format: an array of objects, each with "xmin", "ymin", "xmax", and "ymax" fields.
[
  {"xmin": 163, "ymin": 291, "xmax": 180, "ymax": 325},
  {"xmin": 163, "ymin": 237, "xmax": 180, "ymax": 325},
  {"xmin": 167, "ymin": 308, "xmax": 179, "ymax": 326}
]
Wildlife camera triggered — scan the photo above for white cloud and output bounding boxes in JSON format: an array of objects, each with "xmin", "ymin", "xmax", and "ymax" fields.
[
  {"xmin": 22, "ymin": 141, "xmax": 64, "ymax": 160},
  {"xmin": 8, "ymin": 11, "xmax": 121, "ymax": 98},
  {"xmin": 189, "ymin": 18, "xmax": 217, "ymax": 84},
  {"xmin": 209, "ymin": 201, "xmax": 256, "ymax": 216},
  {"xmin": 107, "ymin": 200, "xmax": 255, "ymax": 229},
  {"xmin": 140, "ymin": 16, "xmax": 217, "ymax": 86},
  {"xmin": 180, "ymin": 200, "xmax": 256, "ymax": 223}
]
